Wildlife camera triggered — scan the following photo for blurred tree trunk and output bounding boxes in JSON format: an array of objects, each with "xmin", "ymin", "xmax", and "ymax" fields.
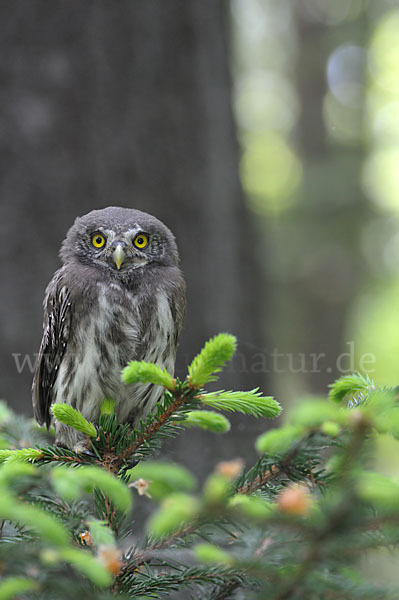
[
  {"xmin": 0, "ymin": 0, "xmax": 263, "ymax": 474},
  {"xmin": 290, "ymin": 8, "xmax": 366, "ymax": 394}
]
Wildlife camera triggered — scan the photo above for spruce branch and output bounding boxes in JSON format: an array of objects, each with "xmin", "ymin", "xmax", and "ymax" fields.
[
  {"xmin": 1, "ymin": 359, "xmax": 397, "ymax": 598},
  {"xmin": 116, "ymin": 564, "xmax": 245, "ymax": 597},
  {"xmin": 0, "ymin": 448, "xmax": 44, "ymax": 464},
  {"xmin": 100, "ymin": 398, "xmax": 116, "ymax": 415},
  {"xmin": 201, "ymin": 389, "xmax": 281, "ymax": 418},
  {"xmin": 118, "ymin": 386, "xmax": 199, "ymax": 463},
  {"xmin": 126, "ymin": 460, "xmax": 196, "ymax": 500},
  {"xmin": 51, "ymin": 403, "xmax": 97, "ymax": 438},
  {"xmin": 121, "ymin": 361, "xmax": 176, "ymax": 390},
  {"xmin": 183, "ymin": 410, "xmax": 231, "ymax": 433},
  {"xmin": 236, "ymin": 463, "xmax": 282, "ymax": 495},
  {"xmin": 209, "ymin": 577, "xmax": 242, "ymax": 600},
  {"xmin": 51, "ymin": 465, "xmax": 132, "ymax": 513},
  {"xmin": 188, "ymin": 333, "xmax": 237, "ymax": 388},
  {"xmin": 38, "ymin": 335, "xmax": 278, "ymax": 474},
  {"xmin": 0, "ymin": 490, "xmax": 70, "ymax": 547},
  {"xmin": 236, "ymin": 431, "xmax": 330, "ymax": 496},
  {"xmin": 329, "ymin": 372, "xmax": 376, "ymax": 405},
  {"xmin": 0, "ymin": 577, "xmax": 39, "ymax": 599},
  {"xmin": 37, "ymin": 445, "xmax": 98, "ymax": 467},
  {"xmin": 270, "ymin": 417, "xmax": 371, "ymax": 600}
]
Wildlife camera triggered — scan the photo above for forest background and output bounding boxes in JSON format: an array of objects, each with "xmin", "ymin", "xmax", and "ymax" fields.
[{"xmin": 0, "ymin": 0, "xmax": 397, "ymax": 586}]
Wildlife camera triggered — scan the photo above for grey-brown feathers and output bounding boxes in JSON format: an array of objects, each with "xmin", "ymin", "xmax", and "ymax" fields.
[{"xmin": 32, "ymin": 207, "xmax": 186, "ymax": 449}]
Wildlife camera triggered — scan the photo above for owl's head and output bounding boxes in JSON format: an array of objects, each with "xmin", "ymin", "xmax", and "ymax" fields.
[{"xmin": 60, "ymin": 206, "xmax": 179, "ymax": 274}]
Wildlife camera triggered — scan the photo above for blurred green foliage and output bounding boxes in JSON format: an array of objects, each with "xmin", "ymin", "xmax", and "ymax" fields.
[
  {"xmin": 231, "ymin": 4, "xmax": 398, "ymax": 584},
  {"xmin": 232, "ymin": 0, "xmax": 398, "ymax": 399}
]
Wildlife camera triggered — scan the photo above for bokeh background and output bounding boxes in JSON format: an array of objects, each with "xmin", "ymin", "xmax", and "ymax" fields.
[{"xmin": 0, "ymin": 0, "xmax": 397, "ymax": 569}]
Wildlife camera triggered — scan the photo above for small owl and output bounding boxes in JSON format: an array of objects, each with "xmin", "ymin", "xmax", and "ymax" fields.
[{"xmin": 32, "ymin": 206, "xmax": 186, "ymax": 450}]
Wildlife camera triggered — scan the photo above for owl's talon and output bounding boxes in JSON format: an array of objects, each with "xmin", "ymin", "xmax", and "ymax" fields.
[
  {"xmin": 73, "ymin": 440, "xmax": 97, "ymax": 459},
  {"xmin": 77, "ymin": 450, "xmax": 97, "ymax": 459},
  {"xmin": 120, "ymin": 459, "xmax": 140, "ymax": 475}
]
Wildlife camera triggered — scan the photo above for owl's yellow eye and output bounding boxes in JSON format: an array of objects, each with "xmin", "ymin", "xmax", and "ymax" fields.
[
  {"xmin": 91, "ymin": 233, "xmax": 106, "ymax": 248},
  {"xmin": 133, "ymin": 233, "xmax": 149, "ymax": 249}
]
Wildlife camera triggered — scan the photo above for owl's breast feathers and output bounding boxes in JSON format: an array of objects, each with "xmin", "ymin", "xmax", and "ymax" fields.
[{"xmin": 32, "ymin": 263, "xmax": 185, "ymax": 430}]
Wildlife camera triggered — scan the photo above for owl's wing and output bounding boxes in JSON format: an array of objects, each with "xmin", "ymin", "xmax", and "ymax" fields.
[
  {"xmin": 169, "ymin": 273, "xmax": 186, "ymax": 351},
  {"xmin": 32, "ymin": 274, "xmax": 72, "ymax": 428}
]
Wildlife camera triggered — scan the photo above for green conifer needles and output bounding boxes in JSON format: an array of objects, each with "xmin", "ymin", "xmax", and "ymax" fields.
[
  {"xmin": 195, "ymin": 543, "xmax": 233, "ymax": 566},
  {"xmin": 51, "ymin": 465, "xmax": 132, "ymax": 512},
  {"xmin": 0, "ymin": 488, "xmax": 70, "ymax": 547},
  {"xmin": 148, "ymin": 493, "xmax": 200, "ymax": 538},
  {"xmin": 1, "ymin": 351, "xmax": 399, "ymax": 598},
  {"xmin": 122, "ymin": 361, "xmax": 176, "ymax": 389},
  {"xmin": 183, "ymin": 410, "xmax": 231, "ymax": 433},
  {"xmin": 256, "ymin": 424, "xmax": 304, "ymax": 455},
  {"xmin": 202, "ymin": 389, "xmax": 281, "ymax": 418},
  {"xmin": 328, "ymin": 372, "xmax": 375, "ymax": 404},
  {"xmin": 57, "ymin": 548, "xmax": 113, "ymax": 587},
  {"xmin": 0, "ymin": 577, "xmax": 39, "ymax": 600},
  {"xmin": 0, "ymin": 447, "xmax": 43, "ymax": 465},
  {"xmin": 121, "ymin": 335, "xmax": 280, "ymax": 424},
  {"xmin": 88, "ymin": 519, "xmax": 116, "ymax": 547},
  {"xmin": 188, "ymin": 333, "xmax": 237, "ymax": 388},
  {"xmin": 122, "ymin": 334, "xmax": 238, "ymax": 392},
  {"xmin": 51, "ymin": 403, "xmax": 97, "ymax": 437},
  {"xmin": 127, "ymin": 461, "xmax": 196, "ymax": 500},
  {"xmin": 100, "ymin": 398, "xmax": 116, "ymax": 415}
]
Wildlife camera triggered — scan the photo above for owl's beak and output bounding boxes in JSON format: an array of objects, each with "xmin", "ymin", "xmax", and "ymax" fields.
[{"xmin": 112, "ymin": 244, "xmax": 126, "ymax": 270}]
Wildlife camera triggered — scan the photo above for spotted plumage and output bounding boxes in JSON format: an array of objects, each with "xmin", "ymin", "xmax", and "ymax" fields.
[{"xmin": 32, "ymin": 207, "xmax": 185, "ymax": 450}]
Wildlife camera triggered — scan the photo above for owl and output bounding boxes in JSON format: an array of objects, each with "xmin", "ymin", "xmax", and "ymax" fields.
[{"xmin": 32, "ymin": 206, "xmax": 186, "ymax": 450}]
